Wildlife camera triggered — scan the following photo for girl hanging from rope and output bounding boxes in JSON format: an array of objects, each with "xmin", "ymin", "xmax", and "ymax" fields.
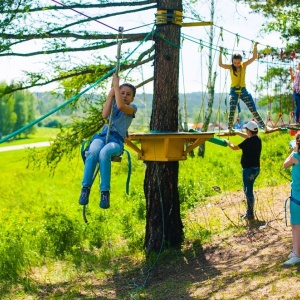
[
  {"xmin": 219, "ymin": 42, "xmax": 279, "ymax": 134},
  {"xmin": 79, "ymin": 73, "xmax": 137, "ymax": 209}
]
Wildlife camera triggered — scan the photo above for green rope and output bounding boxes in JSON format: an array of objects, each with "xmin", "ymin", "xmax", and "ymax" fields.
[
  {"xmin": 0, "ymin": 29, "xmax": 155, "ymax": 144},
  {"xmin": 0, "ymin": 70, "xmax": 114, "ymax": 144},
  {"xmin": 208, "ymin": 137, "xmax": 227, "ymax": 147},
  {"xmin": 154, "ymin": 31, "xmax": 181, "ymax": 49},
  {"xmin": 123, "ymin": 149, "xmax": 132, "ymax": 195}
]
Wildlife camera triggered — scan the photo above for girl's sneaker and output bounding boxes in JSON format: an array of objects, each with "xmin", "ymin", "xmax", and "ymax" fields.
[
  {"xmin": 79, "ymin": 187, "xmax": 90, "ymax": 205},
  {"xmin": 100, "ymin": 191, "xmax": 110, "ymax": 209}
]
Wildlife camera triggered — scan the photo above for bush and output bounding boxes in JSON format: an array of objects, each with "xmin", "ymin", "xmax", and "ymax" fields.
[
  {"xmin": 0, "ymin": 227, "xmax": 26, "ymax": 281},
  {"xmin": 44, "ymin": 119, "xmax": 60, "ymax": 128},
  {"xmin": 36, "ymin": 211, "xmax": 83, "ymax": 258}
]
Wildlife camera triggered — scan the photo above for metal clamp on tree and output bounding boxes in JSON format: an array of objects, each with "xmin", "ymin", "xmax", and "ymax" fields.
[
  {"xmin": 155, "ymin": 9, "xmax": 182, "ymax": 26},
  {"xmin": 155, "ymin": 9, "xmax": 213, "ymax": 27}
]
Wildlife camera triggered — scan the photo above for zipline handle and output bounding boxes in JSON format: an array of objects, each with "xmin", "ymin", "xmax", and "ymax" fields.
[{"xmin": 106, "ymin": 27, "xmax": 124, "ymax": 145}]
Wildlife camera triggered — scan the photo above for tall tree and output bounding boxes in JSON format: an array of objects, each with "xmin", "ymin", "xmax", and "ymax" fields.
[
  {"xmin": 236, "ymin": 0, "xmax": 300, "ymax": 52},
  {"xmin": 0, "ymin": 0, "xmax": 156, "ymax": 96},
  {"xmin": 13, "ymin": 91, "xmax": 29, "ymax": 138},
  {"xmin": 0, "ymin": 83, "xmax": 17, "ymax": 135},
  {"xmin": 0, "ymin": 87, "xmax": 37, "ymax": 137},
  {"xmin": 144, "ymin": 0, "xmax": 183, "ymax": 253}
]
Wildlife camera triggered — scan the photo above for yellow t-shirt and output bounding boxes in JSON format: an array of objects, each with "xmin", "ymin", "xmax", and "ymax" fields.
[{"xmin": 230, "ymin": 62, "xmax": 246, "ymax": 88}]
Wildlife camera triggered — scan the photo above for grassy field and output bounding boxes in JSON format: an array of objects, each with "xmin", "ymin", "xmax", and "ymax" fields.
[
  {"xmin": 0, "ymin": 127, "xmax": 60, "ymax": 146},
  {"xmin": 0, "ymin": 127, "xmax": 297, "ymax": 299}
]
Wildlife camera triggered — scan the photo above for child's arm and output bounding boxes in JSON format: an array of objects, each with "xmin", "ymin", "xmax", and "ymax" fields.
[
  {"xmin": 234, "ymin": 131, "xmax": 248, "ymax": 139},
  {"xmin": 283, "ymin": 152, "xmax": 298, "ymax": 168},
  {"xmin": 102, "ymin": 88, "xmax": 115, "ymax": 119},
  {"xmin": 290, "ymin": 67, "xmax": 295, "ymax": 82},
  {"xmin": 225, "ymin": 139, "xmax": 240, "ymax": 150},
  {"xmin": 284, "ymin": 143, "xmax": 299, "ymax": 168},
  {"xmin": 219, "ymin": 47, "xmax": 230, "ymax": 69},
  {"xmin": 112, "ymin": 74, "xmax": 135, "ymax": 115},
  {"xmin": 243, "ymin": 42, "xmax": 258, "ymax": 67}
]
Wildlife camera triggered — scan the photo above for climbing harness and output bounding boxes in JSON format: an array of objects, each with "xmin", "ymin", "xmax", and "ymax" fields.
[{"xmin": 80, "ymin": 135, "xmax": 132, "ymax": 223}]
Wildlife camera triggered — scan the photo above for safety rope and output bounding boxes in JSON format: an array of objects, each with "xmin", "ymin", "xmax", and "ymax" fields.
[
  {"xmin": 265, "ymin": 51, "xmax": 275, "ymax": 128},
  {"xmin": 209, "ymin": 27, "xmax": 225, "ymax": 135},
  {"xmin": 106, "ymin": 27, "xmax": 124, "ymax": 145},
  {"xmin": 180, "ymin": 37, "xmax": 188, "ymax": 132},
  {"xmin": 274, "ymin": 64, "xmax": 286, "ymax": 127}
]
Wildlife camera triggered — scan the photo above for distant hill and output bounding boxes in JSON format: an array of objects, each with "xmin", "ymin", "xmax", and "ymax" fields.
[
  {"xmin": 134, "ymin": 92, "xmax": 262, "ymax": 111},
  {"xmin": 33, "ymin": 91, "xmax": 266, "ymax": 129},
  {"xmin": 132, "ymin": 92, "xmax": 264, "ymax": 128}
]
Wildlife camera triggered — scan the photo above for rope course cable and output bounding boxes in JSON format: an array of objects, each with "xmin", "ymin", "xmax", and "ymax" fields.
[
  {"xmin": 178, "ymin": 20, "xmax": 297, "ymax": 134},
  {"xmin": 210, "ymin": 29, "xmax": 228, "ymax": 134},
  {"xmin": 51, "ymin": 0, "xmax": 155, "ymax": 33},
  {"xmin": 181, "ymin": 18, "xmax": 297, "ymax": 64},
  {"xmin": 51, "ymin": 0, "xmax": 119, "ymax": 32},
  {"xmin": 181, "ymin": 31, "xmax": 287, "ymax": 68},
  {"xmin": 180, "ymin": 37, "xmax": 189, "ymax": 132},
  {"xmin": 182, "ymin": 21, "xmax": 296, "ymax": 126},
  {"xmin": 106, "ymin": 27, "xmax": 124, "ymax": 145}
]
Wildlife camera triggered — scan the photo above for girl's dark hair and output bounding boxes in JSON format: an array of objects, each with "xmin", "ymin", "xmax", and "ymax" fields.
[
  {"xmin": 231, "ymin": 53, "xmax": 243, "ymax": 76},
  {"xmin": 296, "ymin": 132, "xmax": 300, "ymax": 153},
  {"xmin": 120, "ymin": 83, "xmax": 136, "ymax": 97}
]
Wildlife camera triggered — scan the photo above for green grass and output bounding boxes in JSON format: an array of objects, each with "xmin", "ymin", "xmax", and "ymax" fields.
[
  {"xmin": 0, "ymin": 127, "xmax": 294, "ymax": 298},
  {"xmin": 0, "ymin": 127, "xmax": 59, "ymax": 147}
]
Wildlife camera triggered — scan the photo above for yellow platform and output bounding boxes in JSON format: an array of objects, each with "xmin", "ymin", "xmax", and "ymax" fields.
[{"xmin": 125, "ymin": 132, "xmax": 214, "ymax": 162}]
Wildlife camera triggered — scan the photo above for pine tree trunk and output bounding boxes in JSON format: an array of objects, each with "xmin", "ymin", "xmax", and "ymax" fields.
[{"xmin": 144, "ymin": 0, "xmax": 184, "ymax": 254}]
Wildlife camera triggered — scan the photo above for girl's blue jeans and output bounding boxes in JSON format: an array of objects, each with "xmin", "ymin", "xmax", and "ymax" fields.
[
  {"xmin": 81, "ymin": 136, "xmax": 122, "ymax": 191},
  {"xmin": 293, "ymin": 91, "xmax": 300, "ymax": 123},
  {"xmin": 242, "ymin": 167, "xmax": 260, "ymax": 217}
]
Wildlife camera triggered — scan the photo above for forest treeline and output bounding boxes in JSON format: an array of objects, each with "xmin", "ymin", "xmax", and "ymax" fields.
[{"xmin": 0, "ymin": 86, "xmax": 278, "ymax": 137}]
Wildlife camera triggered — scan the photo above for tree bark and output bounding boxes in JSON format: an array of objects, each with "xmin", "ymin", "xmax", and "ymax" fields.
[{"xmin": 144, "ymin": 0, "xmax": 183, "ymax": 254}]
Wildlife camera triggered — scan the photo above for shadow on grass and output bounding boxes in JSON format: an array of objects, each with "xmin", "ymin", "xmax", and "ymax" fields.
[
  {"xmin": 1, "ymin": 221, "xmax": 299, "ymax": 299},
  {"xmin": 0, "ymin": 240, "xmax": 221, "ymax": 300},
  {"xmin": 112, "ymin": 240, "xmax": 222, "ymax": 299}
]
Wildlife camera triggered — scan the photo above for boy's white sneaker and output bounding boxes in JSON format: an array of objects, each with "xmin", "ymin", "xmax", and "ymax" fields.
[
  {"xmin": 283, "ymin": 255, "xmax": 300, "ymax": 266},
  {"xmin": 288, "ymin": 250, "xmax": 296, "ymax": 259}
]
